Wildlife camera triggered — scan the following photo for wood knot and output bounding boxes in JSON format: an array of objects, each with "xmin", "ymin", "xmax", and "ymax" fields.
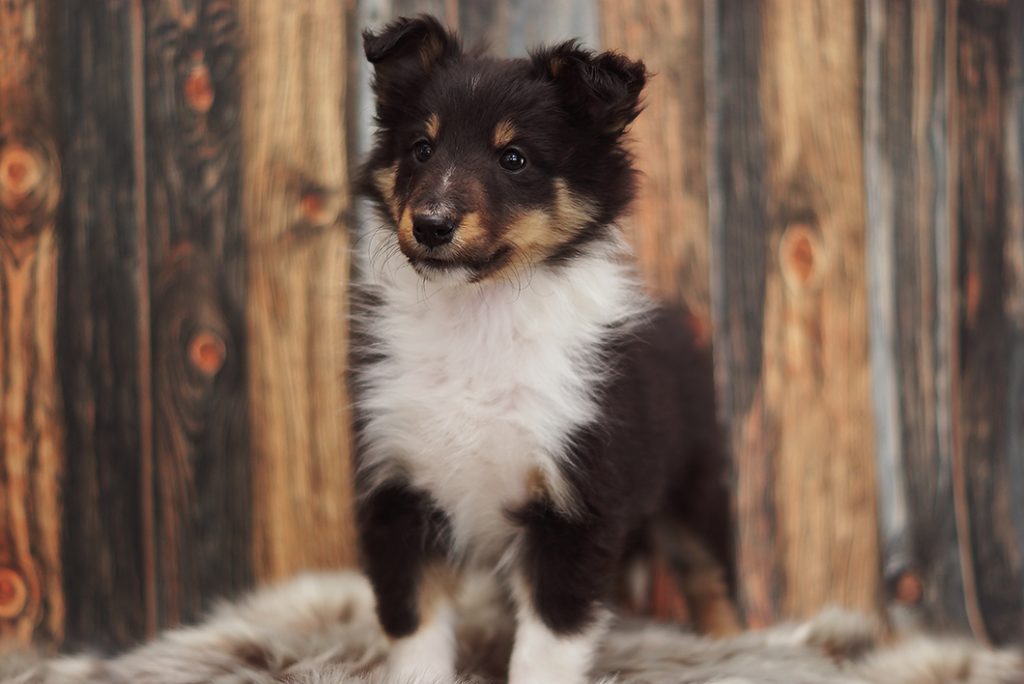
[
  {"xmin": 779, "ymin": 223, "xmax": 823, "ymax": 292},
  {"xmin": 895, "ymin": 571, "xmax": 923, "ymax": 605},
  {"xmin": 189, "ymin": 330, "xmax": 226, "ymax": 376},
  {"xmin": 0, "ymin": 143, "xmax": 43, "ymax": 208},
  {"xmin": 300, "ymin": 188, "xmax": 330, "ymax": 225},
  {"xmin": 0, "ymin": 136, "xmax": 60, "ymax": 243},
  {"xmin": 184, "ymin": 63, "xmax": 215, "ymax": 113},
  {"xmin": 0, "ymin": 567, "xmax": 28, "ymax": 618}
]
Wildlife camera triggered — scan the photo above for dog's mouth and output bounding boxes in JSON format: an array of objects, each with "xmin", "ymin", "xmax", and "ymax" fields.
[{"xmin": 407, "ymin": 245, "xmax": 513, "ymax": 280}]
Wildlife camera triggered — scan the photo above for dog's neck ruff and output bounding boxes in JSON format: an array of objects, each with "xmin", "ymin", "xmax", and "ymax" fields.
[{"xmin": 354, "ymin": 227, "xmax": 650, "ymax": 555}]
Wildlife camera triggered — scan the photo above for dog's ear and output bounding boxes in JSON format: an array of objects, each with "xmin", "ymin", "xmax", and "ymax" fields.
[
  {"xmin": 532, "ymin": 41, "xmax": 647, "ymax": 136},
  {"xmin": 363, "ymin": 15, "xmax": 459, "ymax": 92}
]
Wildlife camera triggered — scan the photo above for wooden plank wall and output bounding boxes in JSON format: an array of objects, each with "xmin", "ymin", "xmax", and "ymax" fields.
[
  {"xmin": 0, "ymin": 0, "xmax": 1022, "ymax": 652},
  {"xmin": 864, "ymin": 0, "xmax": 1024, "ymax": 643},
  {"xmin": 707, "ymin": 0, "xmax": 880, "ymax": 626},
  {"xmin": 241, "ymin": 0, "xmax": 356, "ymax": 582},
  {"xmin": 955, "ymin": 0, "xmax": 1024, "ymax": 644},
  {"xmin": 864, "ymin": 0, "xmax": 968, "ymax": 635},
  {"xmin": 0, "ymin": 0, "xmax": 63, "ymax": 647},
  {"xmin": 57, "ymin": 0, "xmax": 150, "ymax": 650}
]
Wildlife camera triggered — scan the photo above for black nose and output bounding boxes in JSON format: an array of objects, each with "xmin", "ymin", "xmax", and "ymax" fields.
[{"xmin": 412, "ymin": 214, "xmax": 456, "ymax": 248}]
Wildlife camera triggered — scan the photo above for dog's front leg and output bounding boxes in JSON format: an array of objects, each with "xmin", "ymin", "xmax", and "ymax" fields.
[
  {"xmin": 508, "ymin": 501, "xmax": 617, "ymax": 684},
  {"xmin": 357, "ymin": 482, "xmax": 457, "ymax": 680}
]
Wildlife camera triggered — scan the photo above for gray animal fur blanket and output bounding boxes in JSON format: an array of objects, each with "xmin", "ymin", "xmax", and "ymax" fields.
[{"xmin": 3, "ymin": 571, "xmax": 1022, "ymax": 684}]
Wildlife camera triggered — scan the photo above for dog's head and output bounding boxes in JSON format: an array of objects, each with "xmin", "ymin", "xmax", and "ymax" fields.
[{"xmin": 359, "ymin": 15, "xmax": 646, "ymax": 283}]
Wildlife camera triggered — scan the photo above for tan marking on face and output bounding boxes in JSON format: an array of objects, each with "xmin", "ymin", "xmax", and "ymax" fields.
[
  {"xmin": 453, "ymin": 211, "xmax": 486, "ymax": 247},
  {"xmin": 493, "ymin": 119, "xmax": 517, "ymax": 148},
  {"xmin": 426, "ymin": 113, "xmax": 441, "ymax": 140},
  {"xmin": 372, "ymin": 163, "xmax": 400, "ymax": 222},
  {"xmin": 553, "ymin": 179, "xmax": 599, "ymax": 231},
  {"xmin": 504, "ymin": 179, "xmax": 599, "ymax": 264},
  {"xmin": 397, "ymin": 207, "xmax": 416, "ymax": 252}
]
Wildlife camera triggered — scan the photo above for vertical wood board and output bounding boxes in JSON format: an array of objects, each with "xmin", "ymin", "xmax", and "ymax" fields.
[
  {"xmin": 0, "ymin": 0, "xmax": 63, "ymax": 648},
  {"xmin": 600, "ymin": 0, "xmax": 711, "ymax": 340},
  {"xmin": 241, "ymin": 0, "xmax": 358, "ymax": 580},
  {"xmin": 145, "ymin": 0, "xmax": 251, "ymax": 627},
  {"xmin": 55, "ymin": 0, "xmax": 152, "ymax": 650},
  {"xmin": 863, "ymin": 0, "xmax": 970, "ymax": 634},
  {"xmin": 955, "ymin": 0, "xmax": 1024, "ymax": 643},
  {"xmin": 709, "ymin": 0, "xmax": 880, "ymax": 625}
]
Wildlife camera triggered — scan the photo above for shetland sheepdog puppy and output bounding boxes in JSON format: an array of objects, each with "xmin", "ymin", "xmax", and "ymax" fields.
[{"xmin": 351, "ymin": 15, "xmax": 738, "ymax": 683}]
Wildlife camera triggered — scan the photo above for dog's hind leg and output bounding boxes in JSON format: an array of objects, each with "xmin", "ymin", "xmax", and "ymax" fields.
[{"xmin": 653, "ymin": 516, "xmax": 741, "ymax": 637}]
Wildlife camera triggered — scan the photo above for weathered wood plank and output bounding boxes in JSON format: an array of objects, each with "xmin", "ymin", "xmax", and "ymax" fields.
[
  {"xmin": 1004, "ymin": 0, "xmax": 1024, "ymax": 643},
  {"xmin": 863, "ymin": 0, "xmax": 970, "ymax": 634},
  {"xmin": 0, "ymin": 0, "xmax": 63, "ymax": 648},
  {"xmin": 241, "ymin": 0, "xmax": 357, "ymax": 580},
  {"xmin": 458, "ymin": 0, "xmax": 598, "ymax": 56},
  {"xmin": 55, "ymin": 0, "xmax": 152, "ymax": 649},
  {"xmin": 955, "ymin": 0, "xmax": 1024, "ymax": 644},
  {"xmin": 706, "ymin": 0, "xmax": 774, "ymax": 627},
  {"xmin": 145, "ymin": 0, "xmax": 251, "ymax": 627},
  {"xmin": 600, "ymin": 0, "xmax": 710, "ymax": 341},
  {"xmin": 708, "ymin": 0, "xmax": 880, "ymax": 625}
]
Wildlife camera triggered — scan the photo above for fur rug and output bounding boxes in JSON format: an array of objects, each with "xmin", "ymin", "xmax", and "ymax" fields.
[{"xmin": 3, "ymin": 571, "xmax": 1022, "ymax": 684}]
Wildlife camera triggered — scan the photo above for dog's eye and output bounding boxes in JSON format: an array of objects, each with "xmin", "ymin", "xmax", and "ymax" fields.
[
  {"xmin": 413, "ymin": 140, "xmax": 433, "ymax": 163},
  {"xmin": 499, "ymin": 148, "xmax": 526, "ymax": 172}
]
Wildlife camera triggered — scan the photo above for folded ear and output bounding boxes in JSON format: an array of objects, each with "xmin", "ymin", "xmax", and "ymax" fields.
[
  {"xmin": 531, "ymin": 41, "xmax": 647, "ymax": 136},
  {"xmin": 363, "ymin": 15, "xmax": 460, "ymax": 91}
]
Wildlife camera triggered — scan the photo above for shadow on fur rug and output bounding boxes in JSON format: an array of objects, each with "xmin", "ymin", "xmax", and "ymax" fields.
[{"xmin": 3, "ymin": 571, "xmax": 1022, "ymax": 684}]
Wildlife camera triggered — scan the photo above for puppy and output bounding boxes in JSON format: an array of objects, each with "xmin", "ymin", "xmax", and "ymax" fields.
[{"xmin": 351, "ymin": 15, "xmax": 738, "ymax": 683}]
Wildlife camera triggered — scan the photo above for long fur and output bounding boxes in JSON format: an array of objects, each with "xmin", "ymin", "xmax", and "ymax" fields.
[
  {"xmin": 351, "ymin": 21, "xmax": 739, "ymax": 679},
  {"xmin": 354, "ymin": 230, "xmax": 649, "ymax": 556},
  {"xmin": 4, "ymin": 571, "xmax": 1021, "ymax": 684}
]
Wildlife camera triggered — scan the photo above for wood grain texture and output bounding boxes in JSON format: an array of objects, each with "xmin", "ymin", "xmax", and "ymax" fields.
[
  {"xmin": 458, "ymin": 0, "xmax": 598, "ymax": 56},
  {"xmin": 0, "ymin": 0, "xmax": 63, "ymax": 647},
  {"xmin": 55, "ymin": 0, "xmax": 151, "ymax": 650},
  {"xmin": 705, "ymin": 0, "xmax": 773, "ymax": 627},
  {"xmin": 145, "ymin": 0, "xmax": 251, "ymax": 628},
  {"xmin": 241, "ymin": 0, "xmax": 357, "ymax": 580},
  {"xmin": 708, "ymin": 0, "xmax": 880, "ymax": 626},
  {"xmin": 863, "ymin": 0, "xmax": 970, "ymax": 634},
  {"xmin": 1004, "ymin": 0, "xmax": 1024, "ymax": 645},
  {"xmin": 954, "ymin": 0, "xmax": 1024, "ymax": 644},
  {"xmin": 600, "ymin": 0, "xmax": 710, "ymax": 342}
]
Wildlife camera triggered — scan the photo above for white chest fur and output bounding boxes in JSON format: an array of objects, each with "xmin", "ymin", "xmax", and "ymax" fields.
[{"xmin": 355, "ymin": 235, "xmax": 647, "ymax": 555}]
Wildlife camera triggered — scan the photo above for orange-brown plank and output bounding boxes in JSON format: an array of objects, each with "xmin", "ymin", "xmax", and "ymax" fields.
[
  {"xmin": 0, "ymin": 0, "xmax": 64, "ymax": 647},
  {"xmin": 708, "ymin": 0, "xmax": 880, "ymax": 625},
  {"xmin": 241, "ymin": 0, "xmax": 357, "ymax": 579},
  {"xmin": 600, "ymin": 0, "xmax": 711, "ymax": 342}
]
